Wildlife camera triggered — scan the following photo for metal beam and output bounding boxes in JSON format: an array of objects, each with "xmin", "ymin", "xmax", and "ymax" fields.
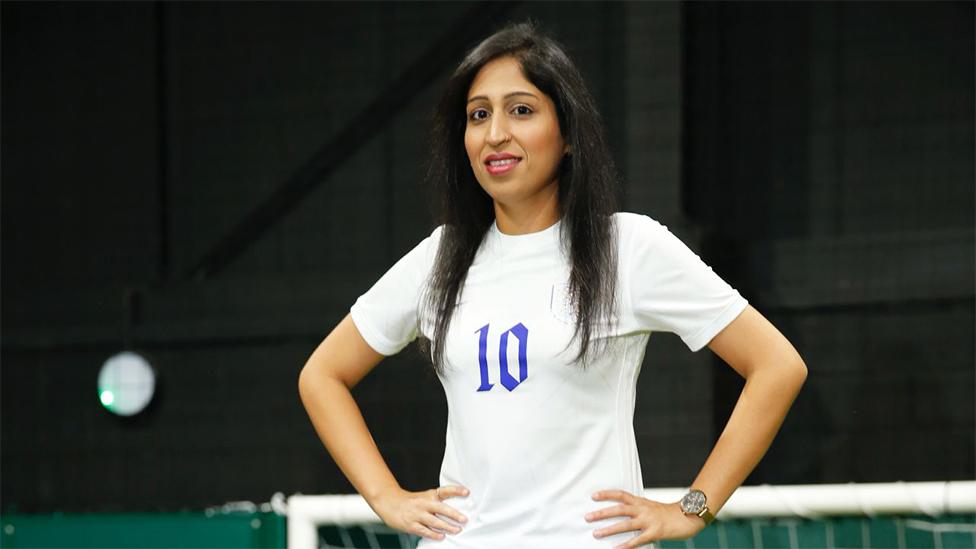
[{"xmin": 184, "ymin": 1, "xmax": 520, "ymax": 280}]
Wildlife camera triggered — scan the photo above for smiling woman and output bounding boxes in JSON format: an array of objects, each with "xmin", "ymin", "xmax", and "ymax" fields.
[
  {"xmin": 299, "ymin": 19, "xmax": 806, "ymax": 549},
  {"xmin": 463, "ymin": 57, "xmax": 569, "ymax": 233}
]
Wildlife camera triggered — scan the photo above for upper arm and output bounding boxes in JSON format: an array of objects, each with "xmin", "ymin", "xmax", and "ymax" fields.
[
  {"xmin": 300, "ymin": 313, "xmax": 387, "ymax": 390},
  {"xmin": 706, "ymin": 305, "xmax": 807, "ymax": 381}
]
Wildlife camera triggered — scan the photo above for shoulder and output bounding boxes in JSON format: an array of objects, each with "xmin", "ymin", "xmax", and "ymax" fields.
[
  {"xmin": 612, "ymin": 211, "xmax": 665, "ymax": 228},
  {"xmin": 427, "ymin": 224, "xmax": 446, "ymax": 245},
  {"xmin": 413, "ymin": 224, "xmax": 445, "ymax": 264},
  {"xmin": 383, "ymin": 224, "xmax": 444, "ymax": 276},
  {"xmin": 612, "ymin": 211, "xmax": 702, "ymax": 271},
  {"xmin": 611, "ymin": 211, "xmax": 670, "ymax": 245},
  {"xmin": 412, "ymin": 224, "xmax": 445, "ymax": 250}
]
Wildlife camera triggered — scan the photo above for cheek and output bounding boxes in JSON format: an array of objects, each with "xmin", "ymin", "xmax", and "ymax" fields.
[
  {"xmin": 526, "ymin": 126, "xmax": 564, "ymax": 162},
  {"xmin": 463, "ymin": 131, "xmax": 479, "ymax": 165}
]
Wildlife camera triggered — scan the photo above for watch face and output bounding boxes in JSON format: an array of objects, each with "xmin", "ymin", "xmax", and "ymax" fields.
[{"xmin": 681, "ymin": 490, "xmax": 706, "ymax": 514}]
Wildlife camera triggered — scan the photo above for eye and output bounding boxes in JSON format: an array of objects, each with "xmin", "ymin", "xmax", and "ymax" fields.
[
  {"xmin": 512, "ymin": 105, "xmax": 533, "ymax": 116},
  {"xmin": 468, "ymin": 108, "xmax": 489, "ymax": 122}
]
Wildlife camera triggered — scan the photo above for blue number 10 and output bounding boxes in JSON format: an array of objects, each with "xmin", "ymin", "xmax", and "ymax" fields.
[{"xmin": 475, "ymin": 322, "xmax": 529, "ymax": 392}]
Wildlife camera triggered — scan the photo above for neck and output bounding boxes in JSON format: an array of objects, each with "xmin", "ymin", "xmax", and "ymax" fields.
[{"xmin": 493, "ymin": 183, "xmax": 560, "ymax": 235}]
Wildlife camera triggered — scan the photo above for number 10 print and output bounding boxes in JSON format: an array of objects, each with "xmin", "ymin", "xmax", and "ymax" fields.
[{"xmin": 475, "ymin": 323, "xmax": 529, "ymax": 392}]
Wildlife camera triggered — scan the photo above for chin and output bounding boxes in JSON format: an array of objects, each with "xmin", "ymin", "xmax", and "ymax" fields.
[
  {"xmin": 478, "ymin": 183, "xmax": 529, "ymax": 204},
  {"xmin": 474, "ymin": 174, "xmax": 554, "ymax": 206}
]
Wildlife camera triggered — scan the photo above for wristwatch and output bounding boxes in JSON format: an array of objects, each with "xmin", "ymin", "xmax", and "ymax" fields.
[{"xmin": 680, "ymin": 488, "xmax": 715, "ymax": 525}]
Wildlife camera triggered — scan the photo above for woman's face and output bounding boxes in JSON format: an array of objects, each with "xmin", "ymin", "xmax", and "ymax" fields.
[{"xmin": 464, "ymin": 56, "xmax": 568, "ymax": 207}]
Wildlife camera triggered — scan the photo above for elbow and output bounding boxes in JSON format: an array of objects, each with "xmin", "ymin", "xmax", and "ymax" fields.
[
  {"xmin": 751, "ymin": 344, "xmax": 807, "ymax": 388},
  {"xmin": 297, "ymin": 365, "xmax": 311, "ymax": 399},
  {"xmin": 761, "ymin": 347, "xmax": 807, "ymax": 391},
  {"xmin": 788, "ymin": 354, "xmax": 808, "ymax": 391},
  {"xmin": 298, "ymin": 360, "xmax": 345, "ymax": 401},
  {"xmin": 776, "ymin": 338, "xmax": 807, "ymax": 389},
  {"xmin": 298, "ymin": 363, "xmax": 322, "ymax": 401}
]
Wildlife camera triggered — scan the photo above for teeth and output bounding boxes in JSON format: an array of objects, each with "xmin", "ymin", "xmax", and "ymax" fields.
[{"xmin": 489, "ymin": 158, "xmax": 519, "ymax": 166}]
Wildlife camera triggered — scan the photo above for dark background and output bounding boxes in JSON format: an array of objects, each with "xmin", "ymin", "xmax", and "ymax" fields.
[{"xmin": 2, "ymin": 1, "xmax": 973, "ymax": 513}]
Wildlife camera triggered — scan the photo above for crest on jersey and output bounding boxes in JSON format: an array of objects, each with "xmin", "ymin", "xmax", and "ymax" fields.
[{"xmin": 549, "ymin": 281, "xmax": 576, "ymax": 325}]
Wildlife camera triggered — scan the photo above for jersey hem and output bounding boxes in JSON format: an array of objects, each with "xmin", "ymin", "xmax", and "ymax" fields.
[{"xmin": 350, "ymin": 303, "xmax": 404, "ymax": 356}]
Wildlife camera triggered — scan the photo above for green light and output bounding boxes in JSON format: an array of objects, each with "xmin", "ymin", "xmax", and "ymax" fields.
[{"xmin": 97, "ymin": 351, "xmax": 156, "ymax": 416}]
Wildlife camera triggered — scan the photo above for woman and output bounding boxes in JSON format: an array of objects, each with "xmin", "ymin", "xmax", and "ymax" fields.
[{"xmin": 299, "ymin": 21, "xmax": 806, "ymax": 548}]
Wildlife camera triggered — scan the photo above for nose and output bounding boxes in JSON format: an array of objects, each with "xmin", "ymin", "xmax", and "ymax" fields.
[{"xmin": 486, "ymin": 115, "xmax": 511, "ymax": 146}]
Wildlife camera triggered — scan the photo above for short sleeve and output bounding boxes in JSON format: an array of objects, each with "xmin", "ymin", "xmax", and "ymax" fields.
[
  {"xmin": 350, "ymin": 226, "xmax": 442, "ymax": 356},
  {"xmin": 623, "ymin": 214, "xmax": 748, "ymax": 352}
]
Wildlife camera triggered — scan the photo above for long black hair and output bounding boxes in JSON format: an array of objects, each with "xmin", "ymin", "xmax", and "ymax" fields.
[{"xmin": 420, "ymin": 20, "xmax": 620, "ymax": 373}]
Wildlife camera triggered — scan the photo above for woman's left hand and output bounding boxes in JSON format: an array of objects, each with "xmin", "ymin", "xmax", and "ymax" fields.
[{"xmin": 584, "ymin": 490, "xmax": 707, "ymax": 548}]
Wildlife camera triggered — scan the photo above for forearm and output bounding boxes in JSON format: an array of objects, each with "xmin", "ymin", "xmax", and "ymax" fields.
[
  {"xmin": 689, "ymin": 364, "xmax": 806, "ymax": 514},
  {"xmin": 298, "ymin": 370, "xmax": 401, "ymax": 505}
]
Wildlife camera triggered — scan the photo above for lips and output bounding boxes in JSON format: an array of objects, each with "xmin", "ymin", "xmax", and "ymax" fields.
[{"xmin": 484, "ymin": 153, "xmax": 522, "ymax": 175}]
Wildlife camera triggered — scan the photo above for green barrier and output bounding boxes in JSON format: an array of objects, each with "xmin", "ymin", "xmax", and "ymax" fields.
[
  {"xmin": 1, "ymin": 511, "xmax": 286, "ymax": 549},
  {"xmin": 5, "ymin": 512, "xmax": 974, "ymax": 549},
  {"xmin": 656, "ymin": 514, "xmax": 976, "ymax": 549},
  {"xmin": 310, "ymin": 514, "xmax": 976, "ymax": 549}
]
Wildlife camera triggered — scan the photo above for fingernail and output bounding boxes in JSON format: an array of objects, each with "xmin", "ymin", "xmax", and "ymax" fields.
[
  {"xmin": 584, "ymin": 513, "xmax": 593, "ymax": 521},
  {"xmin": 460, "ymin": 515, "xmax": 468, "ymax": 523},
  {"xmin": 463, "ymin": 488, "xmax": 469, "ymax": 496}
]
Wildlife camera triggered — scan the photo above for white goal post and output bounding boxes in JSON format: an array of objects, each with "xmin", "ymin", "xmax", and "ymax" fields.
[{"xmin": 286, "ymin": 480, "xmax": 975, "ymax": 549}]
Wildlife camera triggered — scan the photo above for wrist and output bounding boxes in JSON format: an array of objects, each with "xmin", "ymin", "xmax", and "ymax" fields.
[
  {"xmin": 364, "ymin": 482, "xmax": 403, "ymax": 506},
  {"xmin": 671, "ymin": 502, "xmax": 708, "ymax": 535},
  {"xmin": 679, "ymin": 488, "xmax": 715, "ymax": 526}
]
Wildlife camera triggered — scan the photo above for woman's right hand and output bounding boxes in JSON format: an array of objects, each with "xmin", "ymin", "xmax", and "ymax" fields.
[{"xmin": 370, "ymin": 485, "xmax": 470, "ymax": 541}]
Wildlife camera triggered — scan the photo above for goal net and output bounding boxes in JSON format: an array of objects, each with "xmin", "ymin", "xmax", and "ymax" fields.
[{"xmin": 287, "ymin": 481, "xmax": 976, "ymax": 549}]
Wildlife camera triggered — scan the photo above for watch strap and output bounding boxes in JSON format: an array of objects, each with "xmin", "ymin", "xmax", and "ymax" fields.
[{"xmin": 697, "ymin": 506, "xmax": 716, "ymax": 525}]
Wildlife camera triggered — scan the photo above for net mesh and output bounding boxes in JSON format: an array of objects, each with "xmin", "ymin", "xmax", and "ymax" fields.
[{"xmin": 314, "ymin": 514, "xmax": 976, "ymax": 549}]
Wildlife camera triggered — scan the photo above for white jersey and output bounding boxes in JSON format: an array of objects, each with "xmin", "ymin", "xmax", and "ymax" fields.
[{"xmin": 350, "ymin": 212, "xmax": 748, "ymax": 548}]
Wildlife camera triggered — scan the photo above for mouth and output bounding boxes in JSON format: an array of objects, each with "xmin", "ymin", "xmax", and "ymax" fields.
[{"xmin": 485, "ymin": 157, "xmax": 522, "ymax": 175}]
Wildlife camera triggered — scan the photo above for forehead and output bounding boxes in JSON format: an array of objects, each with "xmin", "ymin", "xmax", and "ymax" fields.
[{"xmin": 467, "ymin": 56, "xmax": 544, "ymax": 100}]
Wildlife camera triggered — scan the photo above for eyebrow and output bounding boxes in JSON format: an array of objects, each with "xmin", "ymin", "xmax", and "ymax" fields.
[{"xmin": 466, "ymin": 91, "xmax": 539, "ymax": 104}]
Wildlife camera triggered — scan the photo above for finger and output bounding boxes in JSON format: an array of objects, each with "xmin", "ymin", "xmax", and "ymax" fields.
[
  {"xmin": 433, "ymin": 502, "xmax": 469, "ymax": 524},
  {"xmin": 437, "ymin": 485, "xmax": 470, "ymax": 499},
  {"xmin": 615, "ymin": 531, "xmax": 657, "ymax": 549},
  {"xmin": 422, "ymin": 511, "xmax": 463, "ymax": 535},
  {"xmin": 593, "ymin": 490, "xmax": 636, "ymax": 503},
  {"xmin": 412, "ymin": 522, "xmax": 446, "ymax": 541},
  {"xmin": 436, "ymin": 504, "xmax": 468, "ymax": 523},
  {"xmin": 585, "ymin": 504, "xmax": 633, "ymax": 522},
  {"xmin": 593, "ymin": 518, "xmax": 638, "ymax": 539}
]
